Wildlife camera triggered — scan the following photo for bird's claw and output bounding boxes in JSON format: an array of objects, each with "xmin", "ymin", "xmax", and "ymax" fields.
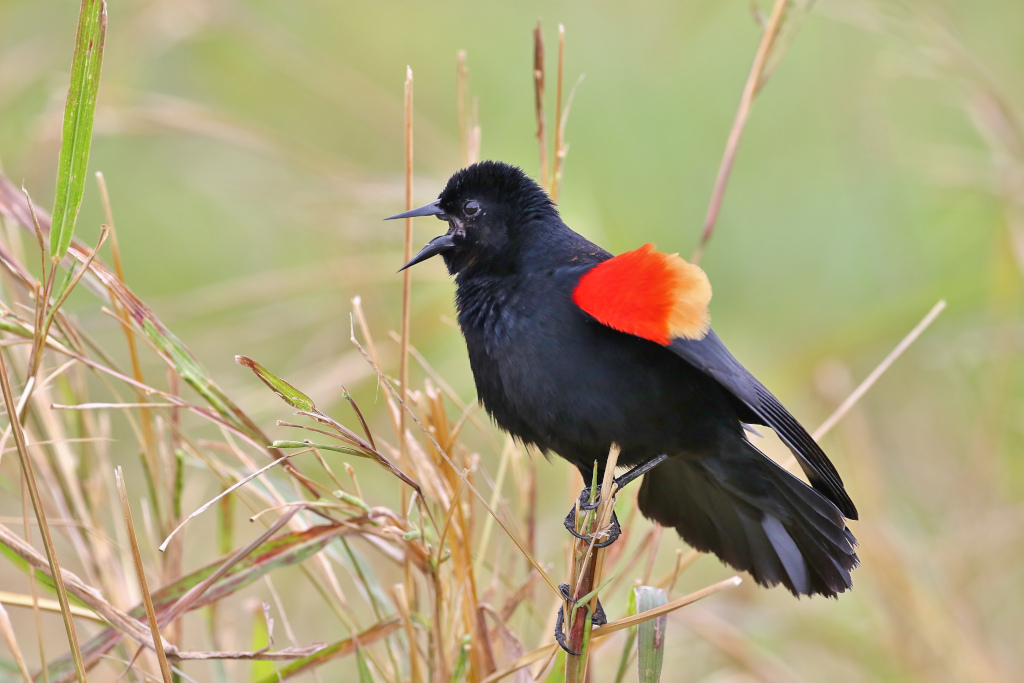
[
  {"xmin": 556, "ymin": 477, "xmax": 627, "ymax": 654},
  {"xmin": 577, "ymin": 485, "xmax": 602, "ymax": 511},
  {"xmin": 563, "ymin": 504, "xmax": 621, "ymax": 548},
  {"xmin": 554, "ymin": 583, "xmax": 608, "ymax": 656}
]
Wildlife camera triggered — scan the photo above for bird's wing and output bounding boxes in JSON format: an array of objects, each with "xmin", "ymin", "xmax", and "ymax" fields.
[
  {"xmin": 669, "ymin": 332, "xmax": 857, "ymax": 519},
  {"xmin": 571, "ymin": 243, "xmax": 711, "ymax": 345},
  {"xmin": 570, "ymin": 244, "xmax": 857, "ymax": 519}
]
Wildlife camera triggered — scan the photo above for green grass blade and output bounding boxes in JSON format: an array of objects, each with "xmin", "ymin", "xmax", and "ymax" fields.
[
  {"xmin": 634, "ymin": 586, "xmax": 668, "ymax": 683},
  {"xmin": 43, "ymin": 524, "xmax": 351, "ymax": 680},
  {"xmin": 50, "ymin": 0, "xmax": 106, "ymax": 259},
  {"xmin": 612, "ymin": 584, "xmax": 640, "ymax": 683},
  {"xmin": 250, "ymin": 603, "xmax": 275, "ymax": 682},
  {"xmin": 355, "ymin": 646, "xmax": 376, "ymax": 683},
  {"xmin": 236, "ymin": 355, "xmax": 316, "ymax": 412},
  {"xmin": 253, "ymin": 618, "xmax": 402, "ymax": 683},
  {"xmin": 544, "ymin": 649, "xmax": 566, "ymax": 682},
  {"xmin": 272, "ymin": 440, "xmax": 360, "ymax": 456},
  {"xmin": 449, "ymin": 634, "xmax": 471, "ymax": 682},
  {"xmin": 0, "ymin": 541, "xmax": 90, "ymax": 610}
]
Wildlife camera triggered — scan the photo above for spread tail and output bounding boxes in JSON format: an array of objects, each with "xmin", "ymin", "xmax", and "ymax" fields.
[{"xmin": 637, "ymin": 435, "xmax": 859, "ymax": 597}]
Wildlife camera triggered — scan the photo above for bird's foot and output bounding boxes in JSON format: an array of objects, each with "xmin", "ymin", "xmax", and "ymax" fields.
[
  {"xmin": 578, "ymin": 484, "xmax": 602, "ymax": 511},
  {"xmin": 554, "ymin": 583, "xmax": 608, "ymax": 656},
  {"xmin": 563, "ymin": 501, "xmax": 621, "ymax": 548},
  {"xmin": 573, "ymin": 454, "xmax": 671, "ymax": 515}
]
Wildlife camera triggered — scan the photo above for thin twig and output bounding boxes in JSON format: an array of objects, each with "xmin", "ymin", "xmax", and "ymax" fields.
[
  {"xmin": 693, "ymin": 0, "xmax": 790, "ymax": 264},
  {"xmin": 159, "ymin": 450, "xmax": 302, "ymax": 552},
  {"xmin": 565, "ymin": 445, "xmax": 619, "ymax": 680},
  {"xmin": 482, "ymin": 576, "xmax": 743, "ymax": 683},
  {"xmin": 400, "ymin": 67, "xmax": 414, "ymax": 474},
  {"xmin": 550, "ymin": 24, "xmax": 566, "ymax": 199},
  {"xmin": 159, "ymin": 507, "xmax": 301, "ymax": 627},
  {"xmin": 116, "ymin": 467, "xmax": 173, "ymax": 683},
  {"xmin": 533, "ymin": 21, "xmax": 548, "ymax": 189},
  {"xmin": 96, "ymin": 170, "xmax": 160, "ymax": 528},
  {"xmin": 457, "ymin": 50, "xmax": 469, "ymax": 167},
  {"xmin": 812, "ymin": 300, "xmax": 947, "ymax": 441},
  {"xmin": 0, "ymin": 599, "xmax": 32, "ymax": 681},
  {"xmin": 778, "ymin": 299, "xmax": 947, "ymax": 472},
  {"xmin": 0, "ymin": 339, "xmax": 87, "ymax": 679},
  {"xmin": 350, "ymin": 317, "xmax": 562, "ymax": 598}
]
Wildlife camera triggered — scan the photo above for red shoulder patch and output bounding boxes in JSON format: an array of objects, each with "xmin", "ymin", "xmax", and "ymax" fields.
[{"xmin": 572, "ymin": 244, "xmax": 711, "ymax": 345}]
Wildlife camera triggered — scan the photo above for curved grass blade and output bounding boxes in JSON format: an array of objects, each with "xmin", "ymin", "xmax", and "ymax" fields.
[{"xmin": 50, "ymin": 0, "xmax": 107, "ymax": 259}]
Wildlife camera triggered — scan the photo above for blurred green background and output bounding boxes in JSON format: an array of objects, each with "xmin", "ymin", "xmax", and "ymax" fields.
[{"xmin": 1, "ymin": 0, "xmax": 1022, "ymax": 680}]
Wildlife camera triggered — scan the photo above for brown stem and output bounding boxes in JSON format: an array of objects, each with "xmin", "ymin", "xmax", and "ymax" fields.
[
  {"xmin": 693, "ymin": 0, "xmax": 789, "ymax": 264},
  {"xmin": 565, "ymin": 445, "xmax": 619, "ymax": 681},
  {"xmin": 533, "ymin": 21, "xmax": 548, "ymax": 189}
]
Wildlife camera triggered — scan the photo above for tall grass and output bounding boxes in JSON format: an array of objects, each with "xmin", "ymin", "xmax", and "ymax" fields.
[
  {"xmin": 1, "ymin": 2, "xmax": 1022, "ymax": 682},
  {"xmin": 0, "ymin": 11, "xmax": 742, "ymax": 679}
]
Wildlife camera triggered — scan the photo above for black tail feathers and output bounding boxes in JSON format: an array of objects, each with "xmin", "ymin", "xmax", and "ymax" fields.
[{"xmin": 637, "ymin": 437, "xmax": 859, "ymax": 597}]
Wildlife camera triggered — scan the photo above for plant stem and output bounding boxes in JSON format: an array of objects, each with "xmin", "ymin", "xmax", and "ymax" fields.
[
  {"xmin": 565, "ymin": 445, "xmax": 619, "ymax": 682},
  {"xmin": 693, "ymin": 0, "xmax": 789, "ymax": 264}
]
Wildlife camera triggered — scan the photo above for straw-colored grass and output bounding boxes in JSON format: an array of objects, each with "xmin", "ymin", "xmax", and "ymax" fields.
[{"xmin": 1, "ymin": 3, "xmax": 1022, "ymax": 683}]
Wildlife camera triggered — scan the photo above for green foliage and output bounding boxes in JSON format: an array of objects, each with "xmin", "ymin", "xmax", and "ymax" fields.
[
  {"xmin": 1, "ymin": 1, "xmax": 1023, "ymax": 681},
  {"xmin": 634, "ymin": 586, "xmax": 668, "ymax": 683},
  {"xmin": 36, "ymin": 524, "xmax": 354, "ymax": 680},
  {"xmin": 49, "ymin": 0, "xmax": 106, "ymax": 260},
  {"xmin": 249, "ymin": 604, "xmax": 275, "ymax": 682},
  {"xmin": 237, "ymin": 355, "xmax": 317, "ymax": 412}
]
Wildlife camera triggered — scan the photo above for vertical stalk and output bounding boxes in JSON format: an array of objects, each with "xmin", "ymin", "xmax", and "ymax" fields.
[
  {"xmin": 565, "ymin": 445, "xmax": 620, "ymax": 682},
  {"xmin": 693, "ymin": 0, "xmax": 789, "ymax": 264},
  {"xmin": 533, "ymin": 22, "xmax": 548, "ymax": 189},
  {"xmin": 550, "ymin": 24, "xmax": 566, "ymax": 200},
  {"xmin": 0, "ymin": 338, "xmax": 86, "ymax": 680},
  {"xmin": 116, "ymin": 467, "xmax": 173, "ymax": 683},
  {"xmin": 457, "ymin": 51, "xmax": 469, "ymax": 168},
  {"xmin": 400, "ymin": 65, "xmax": 419, "ymax": 682},
  {"xmin": 96, "ymin": 172, "xmax": 162, "ymax": 528},
  {"xmin": 400, "ymin": 67, "xmax": 414, "ymax": 472}
]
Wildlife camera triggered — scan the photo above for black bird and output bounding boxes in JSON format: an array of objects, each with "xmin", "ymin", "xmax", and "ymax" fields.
[{"xmin": 387, "ymin": 161, "xmax": 858, "ymax": 599}]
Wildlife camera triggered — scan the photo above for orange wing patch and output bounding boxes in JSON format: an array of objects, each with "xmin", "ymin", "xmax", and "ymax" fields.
[{"xmin": 573, "ymin": 244, "xmax": 711, "ymax": 345}]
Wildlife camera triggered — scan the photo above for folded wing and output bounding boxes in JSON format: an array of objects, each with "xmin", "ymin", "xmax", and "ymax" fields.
[
  {"xmin": 670, "ymin": 332, "xmax": 858, "ymax": 519},
  {"xmin": 571, "ymin": 244, "xmax": 857, "ymax": 520}
]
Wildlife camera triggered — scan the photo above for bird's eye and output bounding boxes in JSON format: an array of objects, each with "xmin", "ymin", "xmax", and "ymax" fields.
[{"xmin": 464, "ymin": 200, "xmax": 480, "ymax": 216}]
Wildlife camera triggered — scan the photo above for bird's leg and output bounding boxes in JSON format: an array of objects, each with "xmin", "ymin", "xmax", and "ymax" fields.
[
  {"xmin": 563, "ymin": 482, "xmax": 619, "ymax": 547},
  {"xmin": 561, "ymin": 454, "xmax": 670, "ymax": 546},
  {"xmin": 613, "ymin": 453, "xmax": 669, "ymax": 489},
  {"xmin": 585, "ymin": 453, "xmax": 671, "ymax": 509},
  {"xmin": 554, "ymin": 583, "xmax": 608, "ymax": 656}
]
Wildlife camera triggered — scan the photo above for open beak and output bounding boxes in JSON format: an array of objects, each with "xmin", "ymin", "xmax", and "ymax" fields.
[
  {"xmin": 398, "ymin": 234, "xmax": 456, "ymax": 271},
  {"xmin": 386, "ymin": 200, "xmax": 454, "ymax": 271},
  {"xmin": 384, "ymin": 199, "xmax": 445, "ymax": 221}
]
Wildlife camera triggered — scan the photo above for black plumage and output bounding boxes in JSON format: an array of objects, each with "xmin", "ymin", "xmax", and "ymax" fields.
[{"xmin": 388, "ymin": 160, "xmax": 859, "ymax": 597}]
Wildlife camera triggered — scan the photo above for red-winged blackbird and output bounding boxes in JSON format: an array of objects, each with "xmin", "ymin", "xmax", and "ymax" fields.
[{"xmin": 387, "ymin": 161, "xmax": 858, "ymax": 598}]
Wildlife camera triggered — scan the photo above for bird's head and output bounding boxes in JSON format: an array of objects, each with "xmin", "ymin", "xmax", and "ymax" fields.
[{"xmin": 385, "ymin": 161, "xmax": 556, "ymax": 276}]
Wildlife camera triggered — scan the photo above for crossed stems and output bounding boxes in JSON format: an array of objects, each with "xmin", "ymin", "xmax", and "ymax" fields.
[{"xmin": 554, "ymin": 454, "xmax": 668, "ymax": 655}]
